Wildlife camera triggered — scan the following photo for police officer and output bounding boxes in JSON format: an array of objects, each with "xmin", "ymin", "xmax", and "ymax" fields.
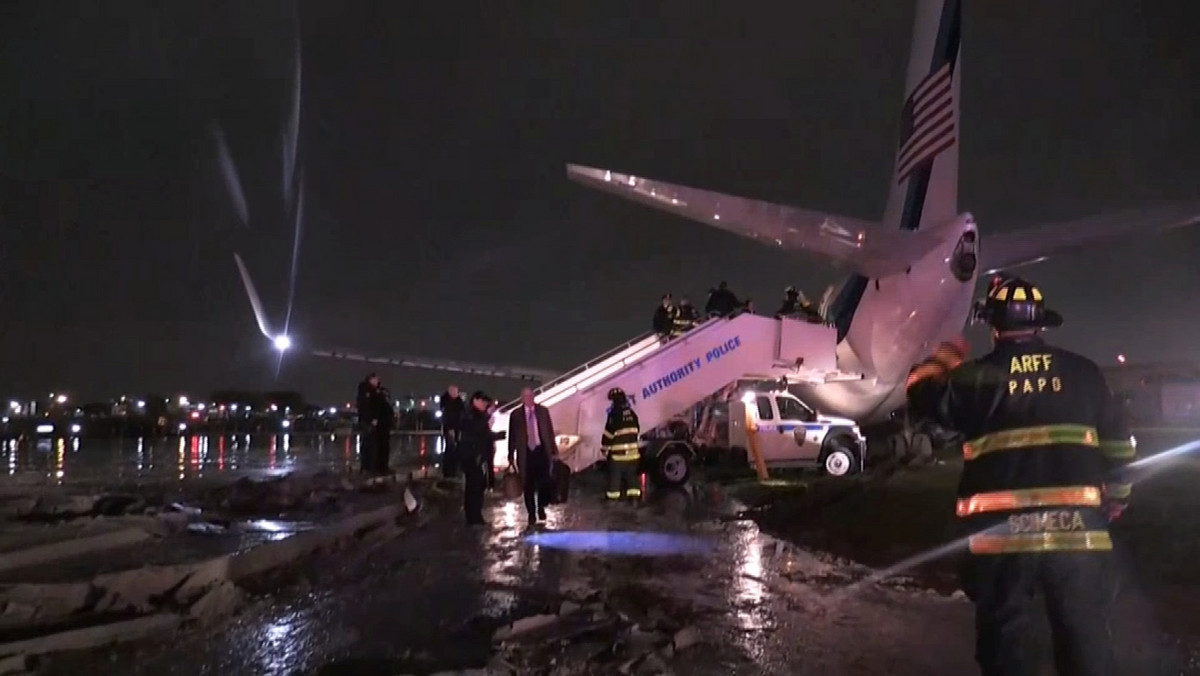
[
  {"xmin": 906, "ymin": 276, "xmax": 1135, "ymax": 676},
  {"xmin": 602, "ymin": 388, "xmax": 642, "ymax": 501}
]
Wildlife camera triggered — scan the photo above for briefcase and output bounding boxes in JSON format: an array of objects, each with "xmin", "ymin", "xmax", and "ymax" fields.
[
  {"xmin": 501, "ymin": 471, "xmax": 523, "ymax": 500},
  {"xmin": 550, "ymin": 460, "xmax": 571, "ymax": 504}
]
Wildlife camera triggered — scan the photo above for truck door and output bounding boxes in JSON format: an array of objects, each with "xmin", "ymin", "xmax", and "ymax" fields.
[
  {"xmin": 772, "ymin": 394, "xmax": 822, "ymax": 461},
  {"xmin": 753, "ymin": 394, "xmax": 794, "ymax": 462}
]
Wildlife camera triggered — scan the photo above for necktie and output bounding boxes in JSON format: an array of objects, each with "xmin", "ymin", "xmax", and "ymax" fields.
[{"xmin": 527, "ymin": 407, "xmax": 538, "ymax": 450}]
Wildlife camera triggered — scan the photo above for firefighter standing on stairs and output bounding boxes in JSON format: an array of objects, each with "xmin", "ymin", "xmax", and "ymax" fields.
[
  {"xmin": 603, "ymin": 388, "xmax": 642, "ymax": 501},
  {"xmin": 906, "ymin": 276, "xmax": 1135, "ymax": 676}
]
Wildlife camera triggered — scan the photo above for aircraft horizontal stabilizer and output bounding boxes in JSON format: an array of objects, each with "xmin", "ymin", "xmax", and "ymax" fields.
[
  {"xmin": 981, "ymin": 201, "xmax": 1200, "ymax": 274},
  {"xmin": 312, "ymin": 349, "xmax": 558, "ymax": 383},
  {"xmin": 566, "ymin": 164, "xmax": 940, "ymax": 278}
]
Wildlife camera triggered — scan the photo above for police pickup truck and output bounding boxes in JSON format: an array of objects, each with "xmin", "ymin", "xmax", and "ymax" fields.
[{"xmin": 643, "ymin": 388, "xmax": 866, "ymax": 487}]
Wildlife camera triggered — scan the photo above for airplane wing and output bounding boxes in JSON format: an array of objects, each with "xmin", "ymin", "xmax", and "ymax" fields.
[
  {"xmin": 566, "ymin": 164, "xmax": 941, "ymax": 278},
  {"xmin": 310, "ymin": 349, "xmax": 558, "ymax": 383},
  {"xmin": 981, "ymin": 201, "xmax": 1200, "ymax": 274},
  {"xmin": 234, "ymin": 253, "xmax": 559, "ymax": 383}
]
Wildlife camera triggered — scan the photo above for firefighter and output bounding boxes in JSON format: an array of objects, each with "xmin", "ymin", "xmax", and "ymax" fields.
[
  {"xmin": 906, "ymin": 276, "xmax": 1135, "ymax": 676},
  {"xmin": 602, "ymin": 387, "xmax": 642, "ymax": 501},
  {"xmin": 674, "ymin": 298, "xmax": 699, "ymax": 335}
]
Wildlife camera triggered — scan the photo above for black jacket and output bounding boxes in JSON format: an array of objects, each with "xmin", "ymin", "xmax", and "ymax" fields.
[
  {"xmin": 459, "ymin": 407, "xmax": 500, "ymax": 466},
  {"xmin": 907, "ymin": 336, "xmax": 1135, "ymax": 555},
  {"xmin": 705, "ymin": 288, "xmax": 740, "ymax": 316},
  {"xmin": 440, "ymin": 392, "xmax": 466, "ymax": 432},
  {"xmin": 369, "ymin": 387, "xmax": 396, "ymax": 430},
  {"xmin": 653, "ymin": 305, "xmax": 676, "ymax": 334},
  {"xmin": 356, "ymin": 380, "xmax": 373, "ymax": 425}
]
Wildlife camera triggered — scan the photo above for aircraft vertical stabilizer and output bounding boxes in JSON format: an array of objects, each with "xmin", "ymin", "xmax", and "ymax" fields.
[{"xmin": 882, "ymin": 0, "xmax": 962, "ymax": 234}]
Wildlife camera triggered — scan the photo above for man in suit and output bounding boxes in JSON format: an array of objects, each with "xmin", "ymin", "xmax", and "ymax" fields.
[{"xmin": 507, "ymin": 387, "xmax": 557, "ymax": 526}]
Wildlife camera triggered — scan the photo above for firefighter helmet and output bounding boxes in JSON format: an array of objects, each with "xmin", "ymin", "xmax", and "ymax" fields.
[
  {"xmin": 607, "ymin": 387, "xmax": 626, "ymax": 402},
  {"xmin": 978, "ymin": 276, "xmax": 1062, "ymax": 331}
]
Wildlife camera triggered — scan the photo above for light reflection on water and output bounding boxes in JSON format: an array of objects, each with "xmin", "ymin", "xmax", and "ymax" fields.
[{"xmin": 0, "ymin": 434, "xmax": 444, "ymax": 485}]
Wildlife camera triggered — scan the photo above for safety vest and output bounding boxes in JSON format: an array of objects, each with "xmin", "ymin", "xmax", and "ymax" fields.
[{"xmin": 602, "ymin": 408, "xmax": 640, "ymax": 461}]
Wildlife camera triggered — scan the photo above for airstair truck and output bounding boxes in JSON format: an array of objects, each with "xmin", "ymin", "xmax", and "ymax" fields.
[{"xmin": 489, "ymin": 312, "xmax": 857, "ymax": 483}]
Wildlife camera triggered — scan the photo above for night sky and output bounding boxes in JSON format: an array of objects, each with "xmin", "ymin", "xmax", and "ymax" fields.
[{"xmin": 2, "ymin": 1, "xmax": 1199, "ymax": 405}]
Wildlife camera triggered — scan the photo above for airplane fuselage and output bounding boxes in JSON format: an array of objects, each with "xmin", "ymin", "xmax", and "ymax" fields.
[{"xmin": 794, "ymin": 213, "xmax": 979, "ymax": 424}]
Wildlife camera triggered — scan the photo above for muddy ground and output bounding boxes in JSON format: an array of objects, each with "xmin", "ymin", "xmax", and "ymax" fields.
[{"xmin": 34, "ymin": 430, "xmax": 1200, "ymax": 675}]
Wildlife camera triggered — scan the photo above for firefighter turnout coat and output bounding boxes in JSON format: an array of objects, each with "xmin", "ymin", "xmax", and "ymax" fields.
[{"xmin": 907, "ymin": 336, "xmax": 1136, "ymax": 555}]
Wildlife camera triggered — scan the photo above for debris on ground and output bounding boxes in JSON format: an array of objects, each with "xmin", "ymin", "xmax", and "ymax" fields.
[{"xmin": 0, "ymin": 472, "xmax": 446, "ymax": 666}]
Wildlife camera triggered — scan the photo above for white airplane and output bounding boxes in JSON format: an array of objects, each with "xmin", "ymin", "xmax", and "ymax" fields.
[
  {"xmin": 565, "ymin": 0, "xmax": 1200, "ymax": 454},
  {"xmin": 238, "ymin": 0, "xmax": 1200, "ymax": 458}
]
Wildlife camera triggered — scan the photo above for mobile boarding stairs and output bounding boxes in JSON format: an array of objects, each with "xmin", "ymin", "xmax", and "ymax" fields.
[{"xmin": 489, "ymin": 312, "xmax": 860, "ymax": 474}]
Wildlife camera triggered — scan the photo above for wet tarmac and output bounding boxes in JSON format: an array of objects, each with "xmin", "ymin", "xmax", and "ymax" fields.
[
  {"xmin": 80, "ymin": 476, "xmax": 988, "ymax": 676},
  {"xmin": 0, "ymin": 434, "xmax": 443, "ymax": 487}
]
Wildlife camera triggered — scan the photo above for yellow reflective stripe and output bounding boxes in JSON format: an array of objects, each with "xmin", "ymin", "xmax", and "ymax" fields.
[
  {"xmin": 1099, "ymin": 439, "xmax": 1136, "ymax": 460},
  {"xmin": 969, "ymin": 530, "xmax": 1112, "ymax": 554},
  {"xmin": 613, "ymin": 427, "xmax": 639, "ymax": 436},
  {"xmin": 1105, "ymin": 483, "xmax": 1131, "ymax": 500},
  {"xmin": 626, "ymin": 488, "xmax": 642, "ymax": 497},
  {"xmin": 605, "ymin": 491, "xmax": 622, "ymax": 499},
  {"xmin": 602, "ymin": 430, "xmax": 614, "ymax": 439},
  {"xmin": 611, "ymin": 453, "xmax": 639, "ymax": 461},
  {"xmin": 956, "ymin": 485, "xmax": 1101, "ymax": 517},
  {"xmin": 963, "ymin": 424, "xmax": 1098, "ymax": 461},
  {"xmin": 608, "ymin": 442, "xmax": 640, "ymax": 451}
]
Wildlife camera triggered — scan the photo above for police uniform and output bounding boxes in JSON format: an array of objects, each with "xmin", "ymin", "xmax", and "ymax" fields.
[
  {"xmin": 907, "ymin": 276, "xmax": 1135, "ymax": 676},
  {"xmin": 603, "ymin": 388, "xmax": 642, "ymax": 500}
]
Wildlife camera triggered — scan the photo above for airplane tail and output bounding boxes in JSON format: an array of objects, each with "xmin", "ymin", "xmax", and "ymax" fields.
[{"xmin": 882, "ymin": 0, "xmax": 962, "ymax": 233}]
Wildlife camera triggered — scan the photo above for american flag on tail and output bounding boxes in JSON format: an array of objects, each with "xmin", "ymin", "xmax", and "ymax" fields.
[{"xmin": 895, "ymin": 62, "xmax": 956, "ymax": 184}]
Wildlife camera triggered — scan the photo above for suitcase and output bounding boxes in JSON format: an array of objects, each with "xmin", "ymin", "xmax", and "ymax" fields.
[{"xmin": 550, "ymin": 459, "xmax": 571, "ymax": 504}]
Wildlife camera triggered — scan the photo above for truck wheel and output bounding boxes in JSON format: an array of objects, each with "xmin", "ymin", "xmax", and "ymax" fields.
[
  {"xmin": 822, "ymin": 435, "xmax": 860, "ymax": 477},
  {"xmin": 655, "ymin": 447, "xmax": 692, "ymax": 487}
]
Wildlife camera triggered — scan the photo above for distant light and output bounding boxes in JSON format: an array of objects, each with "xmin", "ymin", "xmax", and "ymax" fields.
[
  {"xmin": 713, "ymin": 214, "xmax": 721, "ymax": 220},
  {"xmin": 136, "ymin": 400, "xmax": 146, "ymax": 409},
  {"xmin": 197, "ymin": 403, "xmax": 206, "ymax": 411},
  {"xmin": 270, "ymin": 404, "xmax": 278, "ymax": 412},
  {"xmin": 1, "ymin": 417, "xmax": 8, "ymax": 424},
  {"xmin": 327, "ymin": 407, "xmax": 337, "ymax": 415},
  {"xmin": 433, "ymin": 395, "xmax": 441, "ymax": 404},
  {"xmin": 190, "ymin": 412, "xmax": 200, "ymax": 420},
  {"xmin": 36, "ymin": 424, "xmax": 54, "ymax": 435},
  {"xmin": 178, "ymin": 423, "xmax": 187, "ymax": 432},
  {"xmin": 231, "ymin": 404, "xmax": 239, "ymax": 412},
  {"xmin": 281, "ymin": 420, "xmax": 291, "ymax": 429},
  {"xmin": 435, "ymin": 410, "xmax": 443, "ymax": 419},
  {"xmin": 55, "ymin": 395, "xmax": 67, "ymax": 404},
  {"xmin": 178, "ymin": 396, "xmax": 190, "ymax": 406},
  {"xmin": 273, "ymin": 335, "xmax": 292, "ymax": 352},
  {"xmin": 70, "ymin": 423, "xmax": 82, "ymax": 435},
  {"xmin": 1117, "ymin": 354, "xmax": 1127, "ymax": 364},
  {"xmin": 741, "ymin": 391, "xmax": 756, "ymax": 404}
]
